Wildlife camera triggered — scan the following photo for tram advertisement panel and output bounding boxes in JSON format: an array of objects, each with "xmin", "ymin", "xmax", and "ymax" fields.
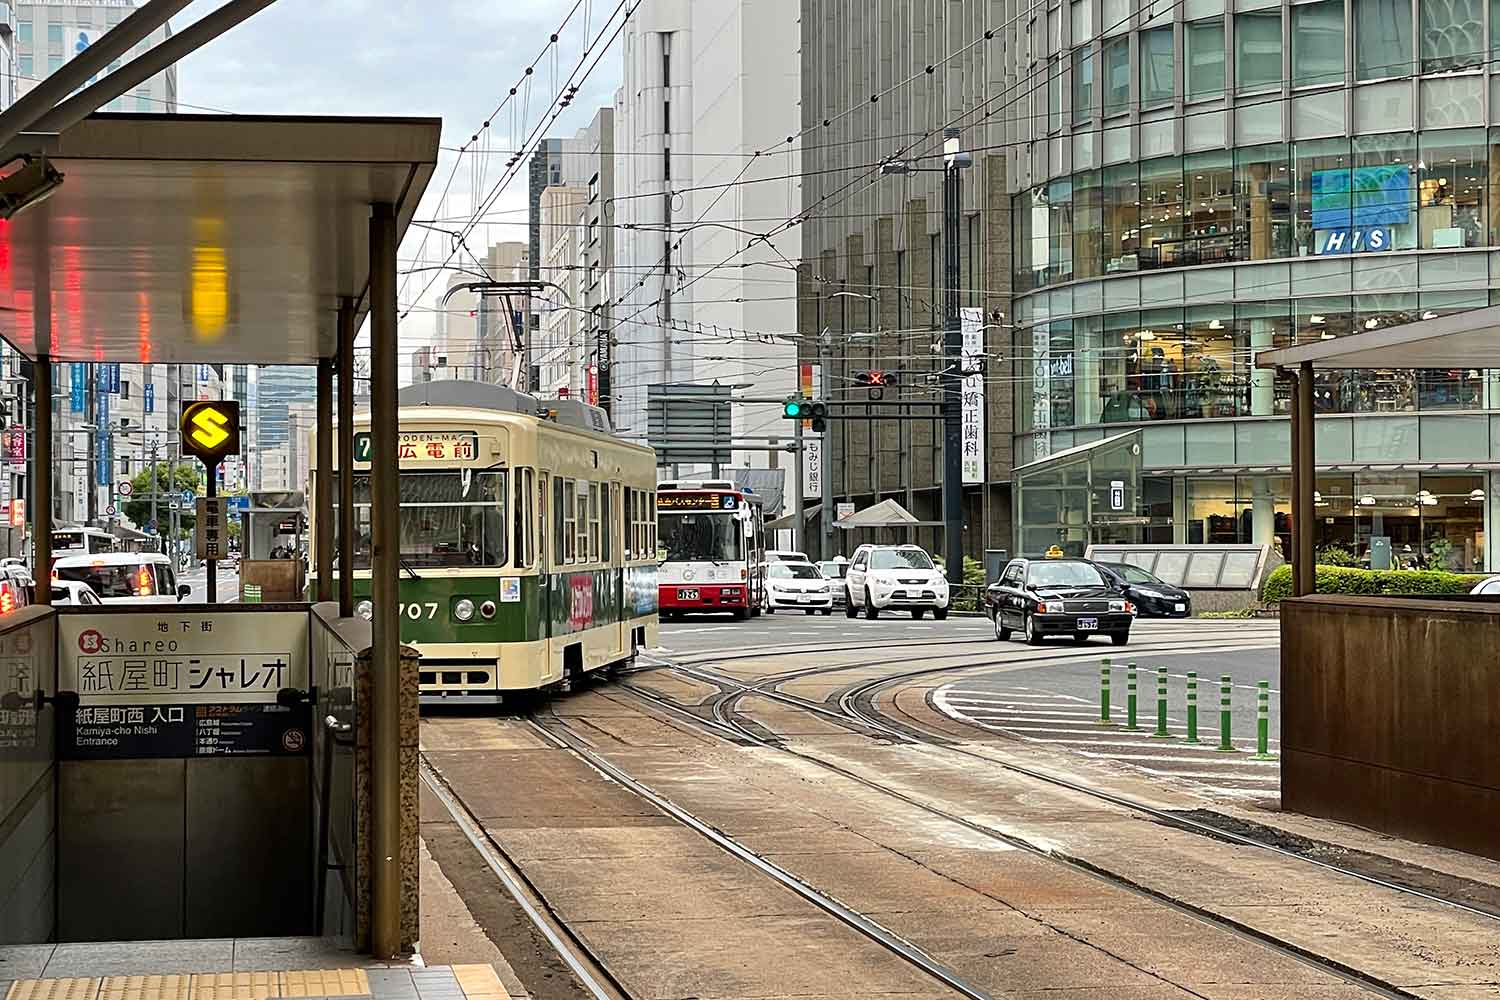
[{"xmin": 56, "ymin": 610, "xmax": 311, "ymax": 760}]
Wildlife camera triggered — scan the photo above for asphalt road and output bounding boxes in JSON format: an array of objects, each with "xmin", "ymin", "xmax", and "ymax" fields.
[{"xmin": 179, "ymin": 565, "xmax": 241, "ymax": 603}]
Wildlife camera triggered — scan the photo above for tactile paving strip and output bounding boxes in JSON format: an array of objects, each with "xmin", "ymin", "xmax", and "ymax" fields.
[{"xmin": 7, "ymin": 970, "xmax": 377, "ymax": 1000}]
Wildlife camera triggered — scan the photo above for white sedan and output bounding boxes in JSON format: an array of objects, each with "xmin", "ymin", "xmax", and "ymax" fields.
[
  {"xmin": 50, "ymin": 580, "xmax": 103, "ymax": 605},
  {"xmin": 763, "ymin": 562, "xmax": 834, "ymax": 615}
]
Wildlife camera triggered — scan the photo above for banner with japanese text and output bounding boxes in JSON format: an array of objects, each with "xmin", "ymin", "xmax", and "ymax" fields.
[{"xmin": 960, "ymin": 308, "xmax": 985, "ymax": 484}]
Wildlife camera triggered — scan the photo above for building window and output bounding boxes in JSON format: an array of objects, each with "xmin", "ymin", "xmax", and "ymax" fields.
[
  {"xmin": 1046, "ymin": 179, "xmax": 1074, "ymax": 284},
  {"xmin": 136, "ymin": 95, "xmax": 151, "ymax": 112},
  {"xmin": 1072, "ymin": 45, "xmax": 1094, "ymax": 122},
  {"xmin": 1139, "ymin": 26, "xmax": 1175, "ymax": 106},
  {"xmin": 1074, "ymin": 171, "xmax": 1103, "ymax": 280},
  {"xmin": 1234, "ymin": 143, "xmax": 1293, "ymax": 259},
  {"xmin": 1102, "ymin": 162, "xmax": 1139, "ymax": 272},
  {"xmin": 17, "ymin": 21, "xmax": 30, "ymax": 45},
  {"xmin": 1356, "ymin": 0, "xmax": 1414, "ymax": 78},
  {"xmin": 929, "ymin": 232, "xmax": 941, "ymax": 326},
  {"xmin": 19, "ymin": 55, "xmax": 32, "ymax": 79},
  {"xmin": 46, "ymin": 23, "xmax": 62, "ymax": 50},
  {"xmin": 1235, "ymin": 11, "xmax": 1283, "ymax": 92},
  {"xmin": 1103, "ymin": 36, "xmax": 1130, "ymax": 114},
  {"xmin": 1184, "ymin": 150, "xmax": 1235, "ymax": 264},
  {"xmin": 1354, "ymin": 131, "xmax": 1419, "ymax": 250},
  {"xmin": 1292, "ymin": 0, "xmax": 1345, "ymax": 86},
  {"xmin": 1418, "ymin": 128, "xmax": 1486, "ymax": 248},
  {"xmin": 47, "ymin": 56, "xmax": 62, "ymax": 76},
  {"xmin": 1047, "ymin": 57, "xmax": 1062, "ymax": 131},
  {"xmin": 1293, "ymin": 137, "xmax": 1352, "ymax": 255},
  {"xmin": 1185, "ymin": 18, "xmax": 1225, "ymax": 100},
  {"xmin": 1138, "ymin": 157, "xmax": 1183, "ymax": 269},
  {"xmin": 1421, "ymin": 0, "xmax": 1484, "ymax": 71}
]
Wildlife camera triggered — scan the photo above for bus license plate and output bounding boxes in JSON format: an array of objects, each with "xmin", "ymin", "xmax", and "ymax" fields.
[
  {"xmin": 1077, "ymin": 618, "xmax": 1098, "ymax": 630},
  {"xmin": 678, "ymin": 588, "xmax": 699, "ymax": 601}
]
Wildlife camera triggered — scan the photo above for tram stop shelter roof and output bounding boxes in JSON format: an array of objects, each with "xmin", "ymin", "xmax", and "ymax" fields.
[
  {"xmin": 0, "ymin": 113, "xmax": 441, "ymax": 364},
  {"xmin": 1254, "ymin": 303, "xmax": 1500, "ymax": 372}
]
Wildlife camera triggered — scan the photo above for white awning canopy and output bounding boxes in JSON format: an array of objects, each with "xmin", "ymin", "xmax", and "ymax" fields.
[
  {"xmin": 0, "ymin": 113, "xmax": 441, "ymax": 364},
  {"xmin": 836, "ymin": 498, "xmax": 943, "ymax": 528},
  {"xmin": 1255, "ymin": 304, "xmax": 1500, "ymax": 371}
]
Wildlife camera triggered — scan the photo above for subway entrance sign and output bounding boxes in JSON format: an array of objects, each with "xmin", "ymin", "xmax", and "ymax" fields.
[{"xmin": 180, "ymin": 400, "xmax": 241, "ymax": 468}]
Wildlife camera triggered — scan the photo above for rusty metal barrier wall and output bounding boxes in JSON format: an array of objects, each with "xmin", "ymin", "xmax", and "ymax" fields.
[{"xmin": 1281, "ymin": 595, "xmax": 1500, "ymax": 860}]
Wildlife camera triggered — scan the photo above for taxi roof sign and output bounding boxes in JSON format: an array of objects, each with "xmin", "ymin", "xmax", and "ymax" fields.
[
  {"xmin": 180, "ymin": 400, "xmax": 240, "ymax": 468},
  {"xmin": 1045, "ymin": 545, "xmax": 1065, "ymax": 558}
]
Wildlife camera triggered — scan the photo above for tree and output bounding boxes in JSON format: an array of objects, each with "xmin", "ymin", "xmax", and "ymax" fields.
[{"xmin": 123, "ymin": 463, "xmax": 205, "ymax": 533}]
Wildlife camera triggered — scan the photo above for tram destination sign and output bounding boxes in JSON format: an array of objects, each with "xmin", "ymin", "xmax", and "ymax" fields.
[
  {"xmin": 353, "ymin": 430, "xmax": 479, "ymax": 464},
  {"xmin": 657, "ymin": 492, "xmax": 740, "ymax": 511}
]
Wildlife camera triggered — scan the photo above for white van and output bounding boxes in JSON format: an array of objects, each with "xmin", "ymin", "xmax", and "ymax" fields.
[{"xmin": 52, "ymin": 552, "xmax": 190, "ymax": 605}]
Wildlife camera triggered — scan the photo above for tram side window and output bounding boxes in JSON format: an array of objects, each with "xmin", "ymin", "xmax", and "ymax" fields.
[
  {"xmin": 562, "ymin": 479, "xmax": 579, "ymax": 563},
  {"xmin": 588, "ymin": 484, "xmax": 602, "ymax": 562},
  {"xmin": 554, "ymin": 477, "xmax": 567, "ymax": 565},
  {"xmin": 514, "ymin": 468, "xmax": 534, "ymax": 568},
  {"xmin": 649, "ymin": 491, "xmax": 658, "ymax": 557},
  {"xmin": 602, "ymin": 484, "xmax": 613, "ymax": 562},
  {"xmin": 575, "ymin": 486, "xmax": 589, "ymax": 564}
]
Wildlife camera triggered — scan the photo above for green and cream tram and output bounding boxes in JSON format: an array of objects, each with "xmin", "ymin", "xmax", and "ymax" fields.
[{"xmin": 309, "ymin": 380, "xmax": 659, "ymax": 703}]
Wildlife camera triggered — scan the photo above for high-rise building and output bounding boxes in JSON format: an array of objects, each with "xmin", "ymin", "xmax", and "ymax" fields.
[
  {"xmin": 1000, "ymin": 0, "xmax": 1499, "ymax": 571},
  {"xmin": 16, "ymin": 0, "xmax": 178, "ymax": 113},
  {"xmin": 798, "ymin": 0, "xmax": 1012, "ymax": 558},
  {"xmin": 256, "ymin": 366, "xmax": 318, "ymax": 483},
  {"xmin": 612, "ymin": 0, "xmax": 801, "ymax": 466},
  {"xmin": 478, "ymin": 242, "xmax": 530, "ymax": 387}
]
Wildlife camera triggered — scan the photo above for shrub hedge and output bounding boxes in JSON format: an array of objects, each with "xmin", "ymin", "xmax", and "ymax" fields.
[{"xmin": 1260, "ymin": 564, "xmax": 1486, "ymax": 603}]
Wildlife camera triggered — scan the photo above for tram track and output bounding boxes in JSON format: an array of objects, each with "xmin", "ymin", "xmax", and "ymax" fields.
[
  {"xmin": 525, "ymin": 709, "xmax": 1002, "ymax": 1000},
  {"xmin": 419, "ymin": 759, "xmax": 635, "ymax": 1000},
  {"xmin": 656, "ymin": 645, "xmax": 1500, "ymax": 925},
  {"xmin": 605, "ymin": 644, "xmax": 1500, "ymax": 998}
]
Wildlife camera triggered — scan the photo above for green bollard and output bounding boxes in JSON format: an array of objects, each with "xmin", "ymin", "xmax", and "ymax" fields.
[
  {"xmin": 1255, "ymin": 680, "xmax": 1275, "ymax": 759},
  {"xmin": 1185, "ymin": 671, "xmax": 1200, "ymax": 743},
  {"xmin": 1152, "ymin": 666, "xmax": 1170, "ymax": 738},
  {"xmin": 1125, "ymin": 662, "xmax": 1139, "ymax": 730},
  {"xmin": 1217, "ymin": 674, "xmax": 1235, "ymax": 751},
  {"xmin": 1099, "ymin": 659, "xmax": 1113, "ymax": 725}
]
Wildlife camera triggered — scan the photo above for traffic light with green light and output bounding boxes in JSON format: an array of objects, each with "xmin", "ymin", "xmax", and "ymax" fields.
[{"xmin": 781, "ymin": 398, "xmax": 828, "ymax": 432}]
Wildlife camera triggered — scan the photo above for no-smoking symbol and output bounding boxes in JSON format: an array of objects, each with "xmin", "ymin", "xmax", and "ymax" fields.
[{"xmin": 281, "ymin": 728, "xmax": 305, "ymax": 752}]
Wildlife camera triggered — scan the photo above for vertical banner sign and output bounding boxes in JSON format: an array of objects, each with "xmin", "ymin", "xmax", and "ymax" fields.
[
  {"xmin": 2, "ymin": 425, "xmax": 23, "ymax": 464},
  {"xmin": 800, "ymin": 363, "xmax": 822, "ymax": 499},
  {"xmin": 586, "ymin": 364, "xmax": 599, "ymax": 406},
  {"xmin": 1031, "ymin": 324, "xmax": 1052, "ymax": 462},
  {"xmin": 960, "ymin": 308, "xmax": 986, "ymax": 485},
  {"xmin": 109, "ymin": 363, "xmax": 121, "ymax": 394},
  {"xmin": 144, "ymin": 382, "xmax": 155, "ymax": 413},
  {"xmin": 70, "ymin": 363, "xmax": 86, "ymax": 413},
  {"xmin": 95, "ymin": 365, "xmax": 111, "ymax": 482}
]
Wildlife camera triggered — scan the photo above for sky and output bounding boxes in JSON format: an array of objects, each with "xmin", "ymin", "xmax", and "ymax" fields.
[{"xmin": 172, "ymin": 0, "xmax": 625, "ymax": 346}]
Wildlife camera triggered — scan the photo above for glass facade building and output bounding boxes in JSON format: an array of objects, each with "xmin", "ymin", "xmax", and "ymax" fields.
[{"xmin": 1005, "ymin": 0, "xmax": 1500, "ymax": 570}]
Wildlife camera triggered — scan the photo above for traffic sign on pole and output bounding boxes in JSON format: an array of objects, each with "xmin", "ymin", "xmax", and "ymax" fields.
[
  {"xmin": 117, "ymin": 481, "xmax": 133, "ymax": 497},
  {"xmin": 181, "ymin": 490, "xmax": 196, "ymax": 505}
]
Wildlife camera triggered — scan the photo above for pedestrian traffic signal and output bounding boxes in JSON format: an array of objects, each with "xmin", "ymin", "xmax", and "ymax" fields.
[{"xmin": 179, "ymin": 400, "xmax": 241, "ymax": 469}]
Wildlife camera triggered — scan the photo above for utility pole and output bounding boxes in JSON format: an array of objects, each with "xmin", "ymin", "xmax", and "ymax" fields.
[
  {"xmin": 792, "ymin": 419, "xmax": 806, "ymax": 554},
  {"xmin": 941, "ymin": 128, "xmax": 972, "ymax": 586},
  {"xmin": 818, "ymin": 328, "xmax": 833, "ymax": 560}
]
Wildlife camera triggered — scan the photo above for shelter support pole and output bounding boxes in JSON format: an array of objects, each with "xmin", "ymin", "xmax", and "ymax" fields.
[
  {"xmin": 1288, "ymin": 367, "xmax": 1304, "ymax": 597},
  {"xmin": 33, "ymin": 350, "xmax": 51, "ymax": 606},
  {"xmin": 337, "ymin": 298, "xmax": 355, "ymax": 619},
  {"xmin": 368, "ymin": 203, "xmax": 401, "ymax": 959},
  {"xmin": 315, "ymin": 356, "xmax": 334, "ymax": 603},
  {"xmin": 1296, "ymin": 361, "xmax": 1316, "ymax": 596}
]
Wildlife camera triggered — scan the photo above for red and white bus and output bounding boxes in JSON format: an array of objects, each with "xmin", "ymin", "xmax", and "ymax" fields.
[{"xmin": 656, "ymin": 481, "xmax": 765, "ymax": 619}]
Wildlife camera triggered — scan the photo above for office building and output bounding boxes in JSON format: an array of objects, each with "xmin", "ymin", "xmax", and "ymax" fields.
[
  {"xmin": 1003, "ymin": 0, "xmax": 1500, "ymax": 571},
  {"xmin": 16, "ymin": 0, "xmax": 178, "ymax": 113},
  {"xmin": 611, "ymin": 0, "xmax": 801, "ymax": 464},
  {"xmin": 798, "ymin": 0, "xmax": 1012, "ymax": 557}
]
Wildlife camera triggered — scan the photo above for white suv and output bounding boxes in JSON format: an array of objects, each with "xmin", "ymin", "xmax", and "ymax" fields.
[{"xmin": 844, "ymin": 544, "xmax": 950, "ymax": 620}]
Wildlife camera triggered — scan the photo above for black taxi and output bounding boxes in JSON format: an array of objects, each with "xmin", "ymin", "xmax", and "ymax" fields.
[{"xmin": 985, "ymin": 557, "xmax": 1135, "ymax": 646}]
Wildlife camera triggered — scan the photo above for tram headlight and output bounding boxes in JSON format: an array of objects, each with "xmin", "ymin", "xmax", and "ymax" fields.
[
  {"xmin": 355, "ymin": 600, "xmax": 373, "ymax": 621},
  {"xmin": 480, "ymin": 600, "xmax": 497, "ymax": 619},
  {"xmin": 453, "ymin": 598, "xmax": 476, "ymax": 622}
]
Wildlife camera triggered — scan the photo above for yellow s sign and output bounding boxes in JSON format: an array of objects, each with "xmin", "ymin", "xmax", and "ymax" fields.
[{"xmin": 179, "ymin": 400, "xmax": 240, "ymax": 467}]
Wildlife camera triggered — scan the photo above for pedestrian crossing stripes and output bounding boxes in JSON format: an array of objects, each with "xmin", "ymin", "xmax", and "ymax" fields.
[{"xmin": 933, "ymin": 683, "xmax": 1279, "ymax": 801}]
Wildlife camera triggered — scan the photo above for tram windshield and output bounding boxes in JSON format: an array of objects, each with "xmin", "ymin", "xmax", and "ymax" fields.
[
  {"xmin": 341, "ymin": 468, "xmax": 507, "ymax": 569},
  {"xmin": 658, "ymin": 512, "xmax": 743, "ymax": 563}
]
